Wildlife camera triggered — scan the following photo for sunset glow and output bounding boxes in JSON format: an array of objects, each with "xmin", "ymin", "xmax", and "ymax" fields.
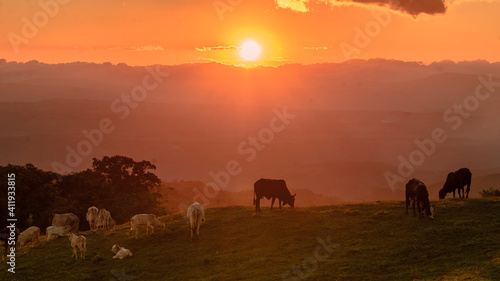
[
  {"xmin": 1, "ymin": 1, "xmax": 500, "ymax": 280},
  {"xmin": 0, "ymin": 1, "xmax": 498, "ymax": 65}
]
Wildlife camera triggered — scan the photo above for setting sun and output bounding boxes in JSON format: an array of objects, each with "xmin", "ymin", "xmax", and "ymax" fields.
[{"xmin": 239, "ymin": 40, "xmax": 261, "ymax": 61}]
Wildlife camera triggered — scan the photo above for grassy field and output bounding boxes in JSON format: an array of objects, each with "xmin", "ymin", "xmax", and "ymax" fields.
[{"xmin": 1, "ymin": 198, "xmax": 499, "ymax": 281}]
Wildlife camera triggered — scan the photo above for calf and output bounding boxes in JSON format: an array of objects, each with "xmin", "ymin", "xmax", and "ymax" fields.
[
  {"xmin": 46, "ymin": 225, "xmax": 72, "ymax": 241},
  {"xmin": 17, "ymin": 226, "xmax": 40, "ymax": 248},
  {"xmin": 68, "ymin": 233, "xmax": 86, "ymax": 260},
  {"xmin": 130, "ymin": 214, "xmax": 165, "ymax": 238},
  {"xmin": 406, "ymin": 178, "xmax": 435, "ymax": 220},
  {"xmin": 111, "ymin": 244, "xmax": 133, "ymax": 259},
  {"xmin": 187, "ymin": 202, "xmax": 206, "ymax": 241}
]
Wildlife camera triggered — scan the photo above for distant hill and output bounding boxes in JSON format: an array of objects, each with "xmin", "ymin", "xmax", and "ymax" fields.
[
  {"xmin": 2, "ymin": 198, "xmax": 499, "ymax": 280},
  {"xmin": 1, "ymin": 59, "xmax": 500, "ymax": 202},
  {"xmin": 160, "ymin": 180, "xmax": 343, "ymax": 213}
]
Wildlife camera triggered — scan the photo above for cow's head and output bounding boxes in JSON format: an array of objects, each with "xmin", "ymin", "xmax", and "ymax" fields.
[
  {"xmin": 284, "ymin": 193, "xmax": 296, "ymax": 208},
  {"xmin": 422, "ymin": 204, "xmax": 435, "ymax": 220},
  {"xmin": 111, "ymin": 244, "xmax": 120, "ymax": 254},
  {"xmin": 438, "ymin": 188, "xmax": 446, "ymax": 199}
]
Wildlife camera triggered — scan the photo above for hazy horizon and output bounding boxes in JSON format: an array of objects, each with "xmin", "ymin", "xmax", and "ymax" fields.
[{"xmin": 2, "ymin": 58, "xmax": 500, "ymax": 203}]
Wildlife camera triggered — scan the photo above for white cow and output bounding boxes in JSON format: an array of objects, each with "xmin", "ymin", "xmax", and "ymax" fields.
[
  {"xmin": 96, "ymin": 209, "xmax": 113, "ymax": 229},
  {"xmin": 46, "ymin": 225, "xmax": 72, "ymax": 241},
  {"xmin": 109, "ymin": 218, "xmax": 116, "ymax": 228},
  {"xmin": 130, "ymin": 214, "xmax": 165, "ymax": 238},
  {"xmin": 86, "ymin": 206, "xmax": 99, "ymax": 230},
  {"xmin": 68, "ymin": 233, "xmax": 86, "ymax": 260},
  {"xmin": 52, "ymin": 213, "xmax": 79, "ymax": 232},
  {"xmin": 111, "ymin": 244, "xmax": 133, "ymax": 259},
  {"xmin": 17, "ymin": 226, "xmax": 40, "ymax": 247},
  {"xmin": 187, "ymin": 202, "xmax": 205, "ymax": 240}
]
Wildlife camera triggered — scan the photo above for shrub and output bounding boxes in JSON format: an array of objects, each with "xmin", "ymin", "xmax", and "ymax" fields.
[{"xmin": 479, "ymin": 188, "xmax": 500, "ymax": 198}]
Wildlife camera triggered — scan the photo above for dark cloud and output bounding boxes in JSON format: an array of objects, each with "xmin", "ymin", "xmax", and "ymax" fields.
[
  {"xmin": 302, "ymin": 0, "xmax": 447, "ymax": 16},
  {"xmin": 352, "ymin": 0, "xmax": 447, "ymax": 16}
]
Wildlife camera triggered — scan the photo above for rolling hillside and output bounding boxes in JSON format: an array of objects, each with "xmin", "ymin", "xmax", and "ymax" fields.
[{"xmin": 1, "ymin": 198, "xmax": 499, "ymax": 280}]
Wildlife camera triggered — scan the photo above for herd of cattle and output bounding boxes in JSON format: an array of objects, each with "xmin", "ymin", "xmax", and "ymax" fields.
[
  {"xmin": 1, "ymin": 203, "xmax": 206, "ymax": 261},
  {"xmin": 1, "ymin": 168, "xmax": 471, "ymax": 261},
  {"xmin": 252, "ymin": 168, "xmax": 472, "ymax": 221}
]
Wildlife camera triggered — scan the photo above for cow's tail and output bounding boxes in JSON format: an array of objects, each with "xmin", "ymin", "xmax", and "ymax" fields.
[
  {"xmin": 193, "ymin": 209, "xmax": 199, "ymax": 229},
  {"xmin": 465, "ymin": 171, "xmax": 472, "ymax": 198}
]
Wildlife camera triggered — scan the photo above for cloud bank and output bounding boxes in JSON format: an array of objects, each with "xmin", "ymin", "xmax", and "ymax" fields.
[{"xmin": 277, "ymin": 0, "xmax": 447, "ymax": 16}]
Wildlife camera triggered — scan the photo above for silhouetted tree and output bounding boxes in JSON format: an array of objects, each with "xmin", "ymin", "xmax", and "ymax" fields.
[
  {"xmin": 0, "ymin": 164, "xmax": 64, "ymax": 231},
  {"xmin": 1, "ymin": 157, "xmax": 165, "ymax": 231},
  {"xmin": 91, "ymin": 155, "xmax": 164, "ymax": 223}
]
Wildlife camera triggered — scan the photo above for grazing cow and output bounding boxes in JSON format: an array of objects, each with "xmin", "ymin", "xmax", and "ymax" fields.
[
  {"xmin": 17, "ymin": 226, "xmax": 40, "ymax": 248},
  {"xmin": 130, "ymin": 214, "xmax": 165, "ymax": 239},
  {"xmin": 109, "ymin": 218, "xmax": 116, "ymax": 228},
  {"xmin": 187, "ymin": 202, "xmax": 206, "ymax": 241},
  {"xmin": 406, "ymin": 178, "xmax": 435, "ymax": 220},
  {"xmin": 253, "ymin": 178, "xmax": 296, "ymax": 212},
  {"xmin": 86, "ymin": 206, "xmax": 99, "ymax": 230},
  {"xmin": 1, "ymin": 227, "xmax": 19, "ymax": 257},
  {"xmin": 439, "ymin": 168, "xmax": 472, "ymax": 199},
  {"xmin": 68, "ymin": 233, "xmax": 86, "ymax": 260},
  {"xmin": 96, "ymin": 209, "xmax": 113, "ymax": 229},
  {"xmin": 46, "ymin": 225, "xmax": 72, "ymax": 241},
  {"xmin": 52, "ymin": 213, "xmax": 79, "ymax": 233},
  {"xmin": 111, "ymin": 244, "xmax": 133, "ymax": 259}
]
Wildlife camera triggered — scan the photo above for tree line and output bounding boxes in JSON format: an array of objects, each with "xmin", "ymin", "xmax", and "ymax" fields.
[{"xmin": 0, "ymin": 155, "xmax": 165, "ymax": 232}]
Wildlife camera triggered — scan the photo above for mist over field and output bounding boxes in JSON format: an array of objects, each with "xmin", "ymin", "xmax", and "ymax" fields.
[{"xmin": 1, "ymin": 59, "xmax": 500, "ymax": 203}]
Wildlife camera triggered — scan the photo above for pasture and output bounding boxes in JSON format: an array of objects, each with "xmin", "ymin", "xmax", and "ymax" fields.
[{"xmin": 1, "ymin": 198, "xmax": 499, "ymax": 280}]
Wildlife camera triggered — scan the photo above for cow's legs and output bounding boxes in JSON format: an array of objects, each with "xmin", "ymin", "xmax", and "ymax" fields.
[
  {"xmin": 405, "ymin": 197, "xmax": 409, "ymax": 215},
  {"xmin": 453, "ymin": 190, "xmax": 456, "ymax": 198},
  {"xmin": 271, "ymin": 197, "xmax": 275, "ymax": 210},
  {"xmin": 412, "ymin": 200, "xmax": 416, "ymax": 216},
  {"xmin": 417, "ymin": 202, "xmax": 422, "ymax": 218},
  {"xmin": 279, "ymin": 200, "xmax": 282, "ymax": 209},
  {"xmin": 465, "ymin": 183, "xmax": 470, "ymax": 198},
  {"xmin": 256, "ymin": 197, "xmax": 261, "ymax": 212}
]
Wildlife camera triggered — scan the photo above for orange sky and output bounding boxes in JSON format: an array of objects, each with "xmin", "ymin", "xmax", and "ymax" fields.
[{"xmin": 0, "ymin": 0, "xmax": 499, "ymax": 66}]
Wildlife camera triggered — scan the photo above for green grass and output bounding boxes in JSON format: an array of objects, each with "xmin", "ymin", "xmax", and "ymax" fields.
[{"xmin": 1, "ymin": 199, "xmax": 499, "ymax": 280}]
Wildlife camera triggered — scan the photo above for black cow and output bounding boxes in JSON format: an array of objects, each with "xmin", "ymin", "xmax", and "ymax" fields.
[
  {"xmin": 253, "ymin": 178, "xmax": 296, "ymax": 212},
  {"xmin": 439, "ymin": 168, "xmax": 472, "ymax": 199},
  {"xmin": 406, "ymin": 178, "xmax": 434, "ymax": 219}
]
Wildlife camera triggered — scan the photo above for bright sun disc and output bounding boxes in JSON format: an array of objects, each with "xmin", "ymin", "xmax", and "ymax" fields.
[{"xmin": 240, "ymin": 40, "xmax": 261, "ymax": 61}]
